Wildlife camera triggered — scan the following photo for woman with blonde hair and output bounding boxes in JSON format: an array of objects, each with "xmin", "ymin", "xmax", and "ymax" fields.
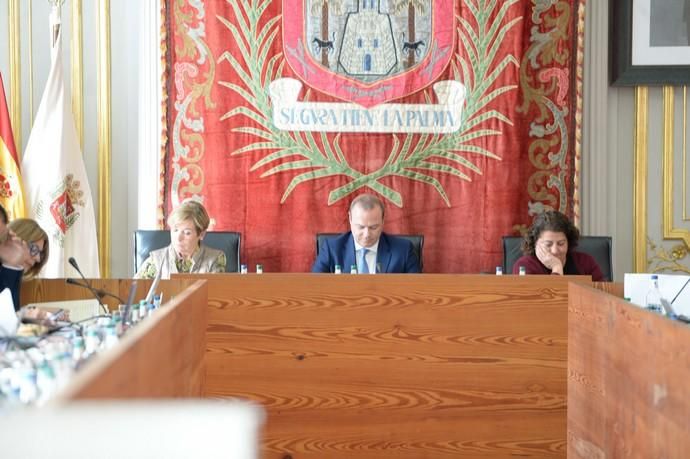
[
  {"xmin": 8, "ymin": 218, "xmax": 49, "ymax": 278},
  {"xmin": 7, "ymin": 218, "xmax": 54, "ymax": 318},
  {"xmin": 135, "ymin": 200, "xmax": 226, "ymax": 279}
]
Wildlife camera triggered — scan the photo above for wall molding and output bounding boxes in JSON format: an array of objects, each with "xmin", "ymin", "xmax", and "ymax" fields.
[
  {"xmin": 97, "ymin": 0, "xmax": 111, "ymax": 277},
  {"xmin": 662, "ymin": 86, "xmax": 690, "ymax": 247},
  {"xmin": 634, "ymin": 86, "xmax": 648, "ymax": 272},
  {"xmin": 137, "ymin": 0, "xmax": 162, "ymax": 232}
]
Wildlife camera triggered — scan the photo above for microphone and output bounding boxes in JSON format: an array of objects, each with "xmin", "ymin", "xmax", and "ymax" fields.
[
  {"xmin": 67, "ymin": 257, "xmax": 119, "ymax": 315},
  {"xmin": 65, "ymin": 278, "xmax": 126, "ymax": 305},
  {"xmin": 67, "ymin": 257, "xmax": 125, "ymax": 305},
  {"xmin": 669, "ymin": 277, "xmax": 690, "ymax": 323},
  {"xmin": 144, "ymin": 250, "xmax": 165, "ymax": 304},
  {"xmin": 121, "ymin": 280, "xmax": 138, "ymax": 329},
  {"xmin": 68, "ymin": 256, "xmax": 88, "ymax": 279},
  {"xmin": 670, "ymin": 276, "xmax": 690, "ymax": 305}
]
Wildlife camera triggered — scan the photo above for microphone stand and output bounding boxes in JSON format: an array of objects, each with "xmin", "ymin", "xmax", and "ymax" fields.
[
  {"xmin": 670, "ymin": 277, "xmax": 690, "ymax": 305},
  {"xmin": 67, "ymin": 257, "xmax": 116, "ymax": 314},
  {"xmin": 65, "ymin": 279, "xmax": 126, "ymax": 307}
]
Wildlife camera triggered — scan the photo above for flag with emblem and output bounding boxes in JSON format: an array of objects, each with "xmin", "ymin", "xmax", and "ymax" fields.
[
  {"xmin": 21, "ymin": 11, "xmax": 100, "ymax": 278},
  {"xmin": 0, "ymin": 72, "xmax": 25, "ymax": 220}
]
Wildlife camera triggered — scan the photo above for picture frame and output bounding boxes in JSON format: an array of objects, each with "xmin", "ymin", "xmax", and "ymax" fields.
[{"xmin": 610, "ymin": 0, "xmax": 690, "ymax": 86}]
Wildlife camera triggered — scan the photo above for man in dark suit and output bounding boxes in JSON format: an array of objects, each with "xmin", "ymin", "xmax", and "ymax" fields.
[{"xmin": 311, "ymin": 194, "xmax": 420, "ymax": 273}]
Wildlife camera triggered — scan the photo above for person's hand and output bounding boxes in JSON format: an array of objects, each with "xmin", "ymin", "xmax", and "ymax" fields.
[
  {"xmin": 0, "ymin": 231, "xmax": 31, "ymax": 269},
  {"xmin": 54, "ymin": 309, "xmax": 70, "ymax": 322},
  {"xmin": 21, "ymin": 306, "xmax": 47, "ymax": 320},
  {"xmin": 535, "ymin": 243, "xmax": 564, "ymax": 275}
]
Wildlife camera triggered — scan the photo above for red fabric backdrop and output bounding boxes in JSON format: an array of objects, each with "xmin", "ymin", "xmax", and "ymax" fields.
[{"xmin": 163, "ymin": 0, "xmax": 584, "ymax": 273}]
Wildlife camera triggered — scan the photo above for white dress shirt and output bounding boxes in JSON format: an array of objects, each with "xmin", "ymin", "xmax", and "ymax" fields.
[{"xmin": 353, "ymin": 240, "xmax": 379, "ymax": 273}]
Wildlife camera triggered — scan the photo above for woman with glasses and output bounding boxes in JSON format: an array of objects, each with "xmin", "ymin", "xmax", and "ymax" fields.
[
  {"xmin": 6, "ymin": 218, "xmax": 58, "ymax": 320},
  {"xmin": 0, "ymin": 206, "xmax": 32, "ymax": 311},
  {"xmin": 135, "ymin": 200, "xmax": 226, "ymax": 279},
  {"xmin": 8, "ymin": 218, "xmax": 49, "ymax": 277}
]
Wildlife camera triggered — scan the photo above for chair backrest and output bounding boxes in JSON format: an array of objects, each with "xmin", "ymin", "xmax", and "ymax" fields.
[
  {"xmin": 316, "ymin": 233, "xmax": 424, "ymax": 272},
  {"xmin": 502, "ymin": 235, "xmax": 613, "ymax": 281},
  {"xmin": 133, "ymin": 230, "xmax": 241, "ymax": 273}
]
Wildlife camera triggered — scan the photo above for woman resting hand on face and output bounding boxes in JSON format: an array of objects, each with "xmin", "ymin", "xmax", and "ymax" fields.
[
  {"xmin": 135, "ymin": 200, "xmax": 226, "ymax": 279},
  {"xmin": 8, "ymin": 218, "xmax": 68, "ymax": 320},
  {"xmin": 512, "ymin": 210, "xmax": 604, "ymax": 281}
]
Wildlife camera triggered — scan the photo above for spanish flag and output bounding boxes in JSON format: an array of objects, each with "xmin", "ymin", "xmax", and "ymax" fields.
[{"xmin": 0, "ymin": 73, "xmax": 25, "ymax": 219}]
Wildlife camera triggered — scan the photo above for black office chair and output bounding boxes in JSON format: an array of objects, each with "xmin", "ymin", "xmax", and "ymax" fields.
[
  {"xmin": 133, "ymin": 230, "xmax": 241, "ymax": 273},
  {"xmin": 502, "ymin": 235, "xmax": 613, "ymax": 281},
  {"xmin": 315, "ymin": 233, "xmax": 424, "ymax": 272}
]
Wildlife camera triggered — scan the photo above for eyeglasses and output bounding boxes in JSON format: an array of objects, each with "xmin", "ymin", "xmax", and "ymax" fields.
[{"xmin": 28, "ymin": 241, "xmax": 42, "ymax": 258}]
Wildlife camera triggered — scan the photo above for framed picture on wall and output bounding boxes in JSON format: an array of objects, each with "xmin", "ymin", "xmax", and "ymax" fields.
[{"xmin": 610, "ymin": 0, "xmax": 690, "ymax": 85}]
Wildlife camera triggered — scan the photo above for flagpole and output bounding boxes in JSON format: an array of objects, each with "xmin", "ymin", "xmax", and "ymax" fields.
[
  {"xmin": 21, "ymin": 0, "xmax": 101, "ymax": 278},
  {"xmin": 71, "ymin": 0, "xmax": 84, "ymax": 148},
  {"xmin": 8, "ymin": 0, "xmax": 21, "ymax": 152},
  {"xmin": 49, "ymin": 0, "xmax": 64, "ymax": 46},
  {"xmin": 28, "ymin": 0, "xmax": 34, "ymax": 129}
]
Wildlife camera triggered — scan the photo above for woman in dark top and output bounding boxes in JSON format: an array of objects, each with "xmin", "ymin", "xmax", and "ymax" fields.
[
  {"xmin": 7, "ymin": 218, "xmax": 50, "ymax": 313},
  {"xmin": 512, "ymin": 210, "xmax": 604, "ymax": 281}
]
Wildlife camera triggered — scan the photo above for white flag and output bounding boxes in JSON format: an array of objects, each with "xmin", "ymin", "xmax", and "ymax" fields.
[{"xmin": 22, "ymin": 17, "xmax": 100, "ymax": 278}]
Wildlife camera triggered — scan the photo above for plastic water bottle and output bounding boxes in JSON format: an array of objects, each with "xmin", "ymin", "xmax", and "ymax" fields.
[
  {"xmin": 103, "ymin": 325, "xmax": 120, "ymax": 349},
  {"xmin": 256, "ymin": 264, "xmax": 263, "ymax": 274},
  {"xmin": 131, "ymin": 304, "xmax": 140, "ymax": 324},
  {"xmin": 72, "ymin": 335, "xmax": 85, "ymax": 362},
  {"xmin": 645, "ymin": 274, "xmax": 664, "ymax": 314},
  {"xmin": 111, "ymin": 311, "xmax": 123, "ymax": 336},
  {"xmin": 52, "ymin": 352, "xmax": 74, "ymax": 390},
  {"xmin": 84, "ymin": 328, "xmax": 101, "ymax": 355},
  {"xmin": 138, "ymin": 300, "xmax": 148, "ymax": 320},
  {"xmin": 35, "ymin": 361, "xmax": 57, "ymax": 404},
  {"xmin": 334, "ymin": 264, "xmax": 342, "ymax": 274},
  {"xmin": 240, "ymin": 264, "xmax": 248, "ymax": 274},
  {"xmin": 350, "ymin": 264, "xmax": 357, "ymax": 274},
  {"xmin": 17, "ymin": 365, "xmax": 38, "ymax": 404},
  {"xmin": 518, "ymin": 266, "xmax": 526, "ymax": 276},
  {"xmin": 495, "ymin": 266, "xmax": 503, "ymax": 275}
]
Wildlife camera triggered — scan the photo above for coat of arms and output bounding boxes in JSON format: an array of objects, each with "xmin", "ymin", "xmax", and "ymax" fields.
[
  {"xmin": 216, "ymin": 0, "xmax": 519, "ymax": 206},
  {"xmin": 284, "ymin": 0, "xmax": 453, "ymax": 107}
]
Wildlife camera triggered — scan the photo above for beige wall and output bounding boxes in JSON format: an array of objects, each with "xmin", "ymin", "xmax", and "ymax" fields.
[{"xmin": 583, "ymin": 1, "xmax": 690, "ymax": 280}]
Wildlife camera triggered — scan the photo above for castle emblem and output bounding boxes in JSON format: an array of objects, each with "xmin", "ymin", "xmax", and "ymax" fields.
[{"xmin": 284, "ymin": 0, "xmax": 453, "ymax": 107}]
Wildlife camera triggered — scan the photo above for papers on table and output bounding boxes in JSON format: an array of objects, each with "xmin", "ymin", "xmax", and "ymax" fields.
[{"xmin": 0, "ymin": 287, "xmax": 18, "ymax": 336}]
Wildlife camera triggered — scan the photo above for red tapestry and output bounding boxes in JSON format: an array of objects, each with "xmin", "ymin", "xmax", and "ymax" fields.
[{"xmin": 162, "ymin": 0, "xmax": 585, "ymax": 273}]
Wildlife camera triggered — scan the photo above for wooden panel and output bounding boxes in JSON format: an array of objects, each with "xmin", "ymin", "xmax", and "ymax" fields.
[
  {"xmin": 50, "ymin": 279, "xmax": 208, "ymax": 400},
  {"xmin": 592, "ymin": 281, "xmax": 624, "ymax": 298},
  {"xmin": 21, "ymin": 278, "xmax": 190, "ymax": 311},
  {"xmin": 181, "ymin": 273, "xmax": 588, "ymax": 459},
  {"xmin": 568, "ymin": 283, "xmax": 690, "ymax": 458}
]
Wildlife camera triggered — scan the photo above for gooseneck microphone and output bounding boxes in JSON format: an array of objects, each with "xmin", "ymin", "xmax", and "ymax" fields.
[
  {"xmin": 64, "ymin": 278, "xmax": 126, "ymax": 305},
  {"xmin": 67, "ymin": 257, "xmax": 123, "ymax": 313},
  {"xmin": 68, "ymin": 256, "xmax": 86, "ymax": 277},
  {"xmin": 670, "ymin": 277, "xmax": 690, "ymax": 306}
]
